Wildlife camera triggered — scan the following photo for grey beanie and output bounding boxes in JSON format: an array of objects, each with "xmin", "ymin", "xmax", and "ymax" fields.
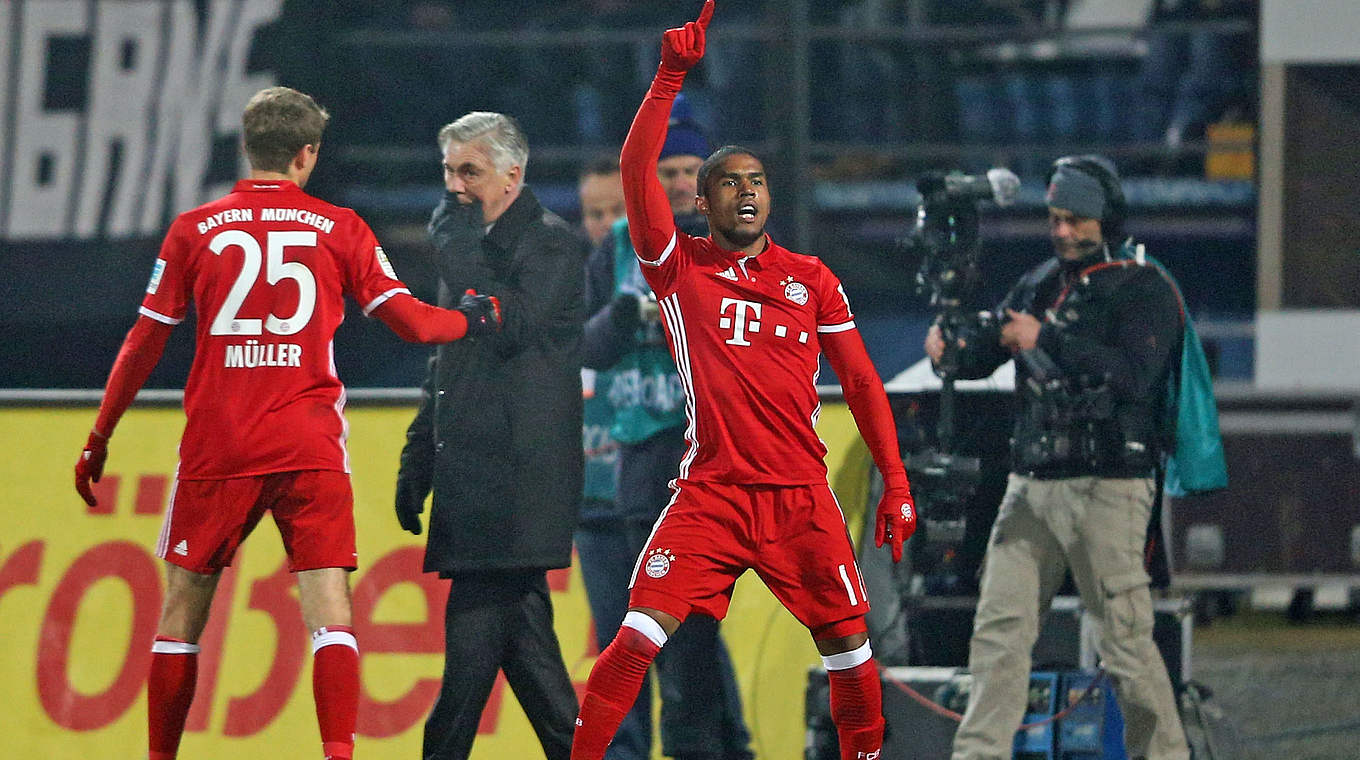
[{"xmin": 1045, "ymin": 164, "xmax": 1107, "ymax": 220}]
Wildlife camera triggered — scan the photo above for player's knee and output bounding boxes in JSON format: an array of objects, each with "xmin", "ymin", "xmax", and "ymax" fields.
[
  {"xmin": 812, "ymin": 616, "xmax": 871, "ymax": 668},
  {"xmin": 812, "ymin": 616, "xmax": 868, "ymax": 644}
]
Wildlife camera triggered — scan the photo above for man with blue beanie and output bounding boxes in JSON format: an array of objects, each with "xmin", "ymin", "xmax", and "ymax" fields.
[{"xmin": 576, "ymin": 92, "xmax": 754, "ymax": 760}]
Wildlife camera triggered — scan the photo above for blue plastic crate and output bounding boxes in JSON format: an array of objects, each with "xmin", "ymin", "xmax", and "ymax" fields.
[
  {"xmin": 1014, "ymin": 671, "xmax": 1060, "ymax": 759},
  {"xmin": 1058, "ymin": 670, "xmax": 1127, "ymax": 760}
]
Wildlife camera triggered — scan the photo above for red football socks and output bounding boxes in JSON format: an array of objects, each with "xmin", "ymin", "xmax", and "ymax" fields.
[
  {"xmin": 827, "ymin": 658, "xmax": 885, "ymax": 760},
  {"xmin": 148, "ymin": 636, "xmax": 199, "ymax": 760},
  {"xmin": 312, "ymin": 625, "xmax": 359, "ymax": 760},
  {"xmin": 570, "ymin": 625, "xmax": 662, "ymax": 760}
]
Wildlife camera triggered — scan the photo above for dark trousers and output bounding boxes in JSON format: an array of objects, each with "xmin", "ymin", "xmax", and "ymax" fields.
[
  {"xmin": 575, "ymin": 519, "xmax": 754, "ymax": 760},
  {"xmin": 423, "ymin": 570, "xmax": 577, "ymax": 760}
]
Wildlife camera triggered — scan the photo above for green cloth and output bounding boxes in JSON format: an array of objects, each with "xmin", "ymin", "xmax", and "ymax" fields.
[
  {"xmin": 1120, "ymin": 243, "xmax": 1228, "ymax": 495},
  {"xmin": 605, "ymin": 217, "xmax": 687, "ymax": 445}
]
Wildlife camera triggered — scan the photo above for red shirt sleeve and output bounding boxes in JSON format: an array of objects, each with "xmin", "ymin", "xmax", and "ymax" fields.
[
  {"xmin": 818, "ymin": 261, "xmax": 907, "ymax": 489},
  {"xmin": 138, "ymin": 217, "xmax": 193, "ymax": 326},
  {"xmin": 371, "ymin": 293, "xmax": 468, "ymax": 344},
  {"xmin": 815, "ymin": 263, "xmax": 856, "ymax": 333},
  {"xmin": 93, "ymin": 316, "xmax": 174, "ymax": 438},
  {"xmin": 338, "ymin": 213, "xmax": 411, "ymax": 315},
  {"xmin": 822, "ymin": 329, "xmax": 909, "ymax": 489},
  {"xmin": 620, "ymin": 84, "xmax": 688, "ymax": 280}
]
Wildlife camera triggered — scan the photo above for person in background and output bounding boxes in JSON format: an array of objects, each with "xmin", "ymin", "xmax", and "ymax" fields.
[
  {"xmin": 393, "ymin": 111, "xmax": 586, "ymax": 760},
  {"xmin": 578, "ymin": 94, "xmax": 755, "ymax": 760},
  {"xmin": 931, "ymin": 155, "xmax": 1190, "ymax": 760},
  {"xmin": 73, "ymin": 86, "xmax": 499, "ymax": 760},
  {"xmin": 573, "ymin": 151, "xmax": 641, "ymax": 760},
  {"xmin": 579, "ymin": 155, "xmax": 627, "ymax": 250},
  {"xmin": 571, "ymin": 5, "xmax": 917, "ymax": 759}
]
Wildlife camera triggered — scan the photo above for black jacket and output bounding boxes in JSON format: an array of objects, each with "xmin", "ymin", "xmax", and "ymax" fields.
[
  {"xmin": 580, "ymin": 212, "xmax": 709, "ymax": 370},
  {"xmin": 400, "ymin": 188, "xmax": 586, "ymax": 574},
  {"xmin": 950, "ymin": 246, "xmax": 1182, "ymax": 478}
]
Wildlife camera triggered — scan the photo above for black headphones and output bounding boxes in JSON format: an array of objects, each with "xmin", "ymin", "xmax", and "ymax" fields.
[{"xmin": 1047, "ymin": 154, "xmax": 1126, "ymax": 243}]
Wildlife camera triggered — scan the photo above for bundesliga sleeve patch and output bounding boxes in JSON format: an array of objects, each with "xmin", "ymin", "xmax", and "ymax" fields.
[
  {"xmin": 146, "ymin": 258, "xmax": 166, "ymax": 294},
  {"xmin": 374, "ymin": 246, "xmax": 397, "ymax": 279}
]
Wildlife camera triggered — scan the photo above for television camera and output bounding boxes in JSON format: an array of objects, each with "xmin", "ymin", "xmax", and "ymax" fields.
[{"xmin": 899, "ymin": 168, "xmax": 1018, "ymax": 579}]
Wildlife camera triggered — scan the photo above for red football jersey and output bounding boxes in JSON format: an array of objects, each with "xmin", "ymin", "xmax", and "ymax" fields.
[
  {"xmin": 140, "ymin": 179, "xmax": 409, "ymax": 479},
  {"xmin": 637, "ymin": 231, "xmax": 855, "ymax": 485}
]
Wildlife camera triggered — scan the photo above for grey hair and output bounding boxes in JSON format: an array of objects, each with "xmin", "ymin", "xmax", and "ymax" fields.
[{"xmin": 437, "ymin": 112, "xmax": 529, "ymax": 177}]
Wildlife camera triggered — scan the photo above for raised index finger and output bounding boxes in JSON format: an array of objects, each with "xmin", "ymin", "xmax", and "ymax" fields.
[{"xmin": 696, "ymin": 0, "xmax": 715, "ymax": 30}]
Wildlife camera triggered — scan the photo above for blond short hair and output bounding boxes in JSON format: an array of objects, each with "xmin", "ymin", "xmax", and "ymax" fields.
[{"xmin": 242, "ymin": 86, "xmax": 330, "ymax": 172}]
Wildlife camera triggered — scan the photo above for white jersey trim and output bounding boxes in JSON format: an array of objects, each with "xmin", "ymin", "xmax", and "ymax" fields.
[
  {"xmin": 362, "ymin": 287, "xmax": 411, "ymax": 316},
  {"xmin": 637, "ymin": 231, "xmax": 678, "ymax": 267},
  {"xmin": 817, "ymin": 320, "xmax": 856, "ymax": 333},
  {"xmin": 328, "ymin": 342, "xmax": 352, "ymax": 474},
  {"xmin": 156, "ymin": 465, "xmax": 180, "ymax": 560},
  {"xmin": 658, "ymin": 294, "xmax": 700, "ymax": 479},
  {"xmin": 139, "ymin": 306, "xmax": 184, "ymax": 325},
  {"xmin": 629, "ymin": 484, "xmax": 683, "ymax": 589}
]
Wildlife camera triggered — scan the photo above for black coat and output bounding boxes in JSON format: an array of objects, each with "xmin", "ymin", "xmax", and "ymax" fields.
[
  {"xmin": 399, "ymin": 188, "xmax": 586, "ymax": 575},
  {"xmin": 951, "ymin": 247, "xmax": 1181, "ymax": 478}
]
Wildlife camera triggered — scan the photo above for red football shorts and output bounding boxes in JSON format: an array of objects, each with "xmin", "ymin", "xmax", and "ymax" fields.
[
  {"xmin": 156, "ymin": 470, "xmax": 356, "ymax": 573},
  {"xmin": 628, "ymin": 480, "xmax": 870, "ymax": 630}
]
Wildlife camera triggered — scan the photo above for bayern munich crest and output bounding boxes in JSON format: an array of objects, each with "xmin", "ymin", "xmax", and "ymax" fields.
[
  {"xmin": 644, "ymin": 548, "xmax": 675, "ymax": 578},
  {"xmin": 784, "ymin": 279, "xmax": 809, "ymax": 305}
]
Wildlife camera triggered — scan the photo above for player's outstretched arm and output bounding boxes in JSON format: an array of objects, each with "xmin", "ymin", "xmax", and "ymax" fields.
[
  {"xmin": 822, "ymin": 329, "xmax": 917, "ymax": 562},
  {"xmin": 372, "ymin": 291, "xmax": 501, "ymax": 343},
  {"xmin": 75, "ymin": 316, "xmax": 174, "ymax": 506},
  {"xmin": 621, "ymin": 0, "xmax": 714, "ymax": 260}
]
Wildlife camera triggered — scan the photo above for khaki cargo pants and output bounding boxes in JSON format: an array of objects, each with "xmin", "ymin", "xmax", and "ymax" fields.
[{"xmin": 951, "ymin": 475, "xmax": 1189, "ymax": 760}]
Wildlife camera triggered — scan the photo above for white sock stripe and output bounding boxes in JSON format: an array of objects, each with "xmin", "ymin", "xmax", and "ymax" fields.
[
  {"xmin": 311, "ymin": 629, "xmax": 358, "ymax": 654},
  {"xmin": 821, "ymin": 640, "xmax": 872, "ymax": 671},
  {"xmin": 152, "ymin": 640, "xmax": 201, "ymax": 654},
  {"xmin": 622, "ymin": 611, "xmax": 668, "ymax": 648}
]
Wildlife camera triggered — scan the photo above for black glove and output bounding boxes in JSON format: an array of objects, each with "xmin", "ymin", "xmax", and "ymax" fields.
[
  {"xmin": 456, "ymin": 289, "xmax": 501, "ymax": 338},
  {"xmin": 429, "ymin": 195, "xmax": 485, "ymax": 257},
  {"xmin": 394, "ymin": 474, "xmax": 431, "ymax": 535}
]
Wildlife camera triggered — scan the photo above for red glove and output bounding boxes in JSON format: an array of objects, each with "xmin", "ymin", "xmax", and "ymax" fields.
[
  {"xmin": 75, "ymin": 430, "xmax": 109, "ymax": 507},
  {"xmin": 660, "ymin": 0, "xmax": 714, "ymax": 74},
  {"xmin": 874, "ymin": 480, "xmax": 917, "ymax": 563}
]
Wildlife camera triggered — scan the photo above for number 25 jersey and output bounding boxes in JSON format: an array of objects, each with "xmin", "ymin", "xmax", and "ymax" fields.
[
  {"xmin": 637, "ymin": 231, "xmax": 855, "ymax": 486},
  {"xmin": 140, "ymin": 179, "xmax": 410, "ymax": 480}
]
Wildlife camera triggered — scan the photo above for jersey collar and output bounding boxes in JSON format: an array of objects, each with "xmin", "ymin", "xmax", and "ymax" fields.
[
  {"xmin": 713, "ymin": 232, "xmax": 776, "ymax": 267},
  {"xmin": 233, "ymin": 178, "xmax": 301, "ymax": 193}
]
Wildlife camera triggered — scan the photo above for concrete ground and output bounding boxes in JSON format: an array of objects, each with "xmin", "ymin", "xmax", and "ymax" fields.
[{"xmin": 1188, "ymin": 608, "xmax": 1360, "ymax": 760}]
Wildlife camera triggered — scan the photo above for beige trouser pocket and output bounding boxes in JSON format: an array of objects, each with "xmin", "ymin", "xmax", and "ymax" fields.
[{"xmin": 1100, "ymin": 569, "xmax": 1153, "ymax": 640}]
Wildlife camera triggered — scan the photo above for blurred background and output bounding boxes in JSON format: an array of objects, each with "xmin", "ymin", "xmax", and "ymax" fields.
[{"xmin": 0, "ymin": 0, "xmax": 1274, "ymax": 390}]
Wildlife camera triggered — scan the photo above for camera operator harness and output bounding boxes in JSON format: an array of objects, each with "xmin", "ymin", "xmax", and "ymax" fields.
[{"xmin": 1007, "ymin": 243, "xmax": 1184, "ymax": 478}]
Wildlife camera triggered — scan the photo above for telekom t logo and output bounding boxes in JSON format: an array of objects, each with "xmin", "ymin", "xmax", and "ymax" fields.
[{"xmin": 719, "ymin": 298, "xmax": 762, "ymax": 346}]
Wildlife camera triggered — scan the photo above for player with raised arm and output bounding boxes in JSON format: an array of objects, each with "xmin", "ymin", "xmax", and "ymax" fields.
[
  {"xmin": 72, "ymin": 86, "xmax": 498, "ymax": 760},
  {"xmin": 570, "ymin": 5, "xmax": 916, "ymax": 760}
]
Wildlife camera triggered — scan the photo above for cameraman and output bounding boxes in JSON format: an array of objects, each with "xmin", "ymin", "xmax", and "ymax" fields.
[{"xmin": 929, "ymin": 156, "xmax": 1190, "ymax": 760}]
